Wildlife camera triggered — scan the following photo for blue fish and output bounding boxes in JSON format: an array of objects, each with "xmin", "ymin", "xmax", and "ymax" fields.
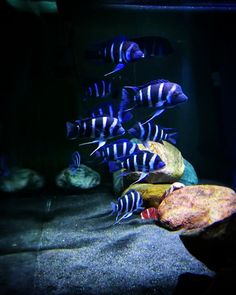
[
  {"xmin": 82, "ymin": 78, "xmax": 120, "ymax": 101},
  {"xmin": 111, "ymin": 189, "xmax": 144, "ymax": 224},
  {"xmin": 93, "ymin": 139, "xmax": 139, "ymax": 163},
  {"xmin": 66, "ymin": 116, "xmax": 126, "ymax": 155},
  {"xmin": 131, "ymin": 36, "xmax": 173, "ymax": 58},
  {"xmin": 128, "ymin": 122, "xmax": 178, "ymax": 146},
  {"xmin": 120, "ymin": 79, "xmax": 188, "ymax": 124},
  {"xmin": 86, "ymin": 102, "xmax": 133, "ymax": 123},
  {"xmin": 108, "ymin": 150, "xmax": 165, "ymax": 184},
  {"xmin": 85, "ymin": 38, "xmax": 144, "ymax": 76},
  {"xmin": 68, "ymin": 151, "xmax": 80, "ymax": 174}
]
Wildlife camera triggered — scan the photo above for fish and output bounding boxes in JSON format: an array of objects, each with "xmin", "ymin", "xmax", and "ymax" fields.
[
  {"xmin": 108, "ymin": 150, "xmax": 165, "ymax": 184},
  {"xmin": 68, "ymin": 151, "xmax": 80, "ymax": 174},
  {"xmin": 66, "ymin": 116, "xmax": 126, "ymax": 155},
  {"xmin": 128, "ymin": 122, "xmax": 178, "ymax": 146},
  {"xmin": 131, "ymin": 36, "xmax": 173, "ymax": 58},
  {"xmin": 93, "ymin": 139, "xmax": 140, "ymax": 163},
  {"xmin": 120, "ymin": 79, "xmax": 188, "ymax": 124},
  {"xmin": 85, "ymin": 38, "xmax": 145, "ymax": 76},
  {"xmin": 86, "ymin": 101, "xmax": 133, "ymax": 123},
  {"xmin": 82, "ymin": 77, "xmax": 120, "ymax": 101},
  {"xmin": 140, "ymin": 207, "xmax": 158, "ymax": 220},
  {"xmin": 111, "ymin": 189, "xmax": 145, "ymax": 224},
  {"xmin": 0, "ymin": 155, "xmax": 10, "ymax": 178}
]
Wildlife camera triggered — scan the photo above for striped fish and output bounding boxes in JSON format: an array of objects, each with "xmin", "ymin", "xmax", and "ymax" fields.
[
  {"xmin": 120, "ymin": 79, "xmax": 188, "ymax": 124},
  {"xmin": 111, "ymin": 189, "xmax": 144, "ymax": 224},
  {"xmin": 140, "ymin": 207, "xmax": 158, "ymax": 220},
  {"xmin": 68, "ymin": 151, "xmax": 80, "ymax": 174},
  {"xmin": 66, "ymin": 116, "xmax": 126, "ymax": 155},
  {"xmin": 108, "ymin": 150, "xmax": 165, "ymax": 184},
  {"xmin": 128, "ymin": 122, "xmax": 178, "ymax": 146},
  {"xmin": 131, "ymin": 36, "xmax": 173, "ymax": 58},
  {"xmin": 83, "ymin": 78, "xmax": 119, "ymax": 100},
  {"xmin": 85, "ymin": 38, "xmax": 144, "ymax": 76},
  {"xmin": 94, "ymin": 139, "xmax": 139, "ymax": 163},
  {"xmin": 87, "ymin": 102, "xmax": 133, "ymax": 123}
]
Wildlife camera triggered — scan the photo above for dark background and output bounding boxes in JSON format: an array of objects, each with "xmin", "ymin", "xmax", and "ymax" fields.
[{"xmin": 1, "ymin": 1, "xmax": 236, "ymax": 189}]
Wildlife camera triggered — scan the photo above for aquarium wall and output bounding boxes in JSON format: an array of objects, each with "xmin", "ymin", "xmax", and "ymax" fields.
[{"xmin": 1, "ymin": 0, "xmax": 236, "ymax": 188}]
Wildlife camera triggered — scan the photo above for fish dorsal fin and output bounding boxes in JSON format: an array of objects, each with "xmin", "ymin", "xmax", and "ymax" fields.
[{"xmin": 133, "ymin": 79, "xmax": 169, "ymax": 89}]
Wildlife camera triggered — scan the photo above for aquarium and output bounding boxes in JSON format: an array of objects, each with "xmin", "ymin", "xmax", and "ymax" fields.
[{"xmin": 1, "ymin": 1, "xmax": 236, "ymax": 294}]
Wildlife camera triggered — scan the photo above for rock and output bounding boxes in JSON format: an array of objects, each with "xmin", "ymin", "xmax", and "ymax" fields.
[
  {"xmin": 180, "ymin": 212, "xmax": 236, "ymax": 272},
  {"xmin": 157, "ymin": 185, "xmax": 236, "ymax": 231},
  {"xmin": 56, "ymin": 164, "xmax": 101, "ymax": 190},
  {"xmin": 0, "ymin": 167, "xmax": 44, "ymax": 193},
  {"xmin": 179, "ymin": 159, "xmax": 198, "ymax": 185},
  {"xmin": 113, "ymin": 140, "xmax": 185, "ymax": 195},
  {"xmin": 123, "ymin": 183, "xmax": 171, "ymax": 208}
]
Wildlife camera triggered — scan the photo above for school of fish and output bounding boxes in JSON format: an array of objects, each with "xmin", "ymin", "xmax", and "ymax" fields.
[{"xmin": 66, "ymin": 36, "xmax": 189, "ymax": 224}]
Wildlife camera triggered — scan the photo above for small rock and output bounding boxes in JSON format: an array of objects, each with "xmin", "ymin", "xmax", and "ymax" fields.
[
  {"xmin": 0, "ymin": 167, "xmax": 44, "ymax": 193},
  {"xmin": 157, "ymin": 185, "xmax": 236, "ymax": 231},
  {"xmin": 56, "ymin": 164, "xmax": 101, "ymax": 190}
]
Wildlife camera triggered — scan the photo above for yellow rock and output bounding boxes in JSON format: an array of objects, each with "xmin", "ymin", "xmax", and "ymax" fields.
[{"xmin": 123, "ymin": 183, "xmax": 171, "ymax": 209}]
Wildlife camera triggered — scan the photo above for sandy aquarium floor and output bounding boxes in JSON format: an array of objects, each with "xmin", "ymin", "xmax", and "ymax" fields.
[{"xmin": 0, "ymin": 185, "xmax": 214, "ymax": 295}]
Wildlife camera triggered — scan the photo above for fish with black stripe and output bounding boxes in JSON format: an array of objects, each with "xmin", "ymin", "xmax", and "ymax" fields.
[
  {"xmin": 131, "ymin": 36, "xmax": 173, "ymax": 58},
  {"xmin": 128, "ymin": 121, "xmax": 178, "ymax": 147},
  {"xmin": 82, "ymin": 78, "xmax": 120, "ymax": 101},
  {"xmin": 120, "ymin": 79, "xmax": 188, "ymax": 124},
  {"xmin": 86, "ymin": 101, "xmax": 133, "ymax": 123},
  {"xmin": 93, "ymin": 139, "xmax": 139, "ymax": 163},
  {"xmin": 108, "ymin": 150, "xmax": 165, "ymax": 184},
  {"xmin": 85, "ymin": 38, "xmax": 144, "ymax": 76},
  {"xmin": 111, "ymin": 189, "xmax": 144, "ymax": 224},
  {"xmin": 66, "ymin": 116, "xmax": 126, "ymax": 155},
  {"xmin": 68, "ymin": 151, "xmax": 81, "ymax": 174}
]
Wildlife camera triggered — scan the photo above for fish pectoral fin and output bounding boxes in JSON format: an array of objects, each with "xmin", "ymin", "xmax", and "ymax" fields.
[
  {"xmin": 142, "ymin": 109, "xmax": 165, "ymax": 124},
  {"xmin": 113, "ymin": 212, "xmax": 133, "ymax": 225},
  {"xmin": 79, "ymin": 140, "xmax": 99, "ymax": 146},
  {"xmin": 131, "ymin": 172, "xmax": 149, "ymax": 185},
  {"xmin": 90, "ymin": 141, "xmax": 106, "ymax": 156},
  {"xmin": 155, "ymin": 101, "xmax": 165, "ymax": 107},
  {"xmin": 104, "ymin": 63, "xmax": 125, "ymax": 77}
]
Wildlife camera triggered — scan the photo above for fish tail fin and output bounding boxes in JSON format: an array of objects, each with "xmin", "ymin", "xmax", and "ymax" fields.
[
  {"xmin": 66, "ymin": 122, "xmax": 77, "ymax": 139},
  {"xmin": 110, "ymin": 202, "xmax": 117, "ymax": 215},
  {"xmin": 108, "ymin": 161, "xmax": 122, "ymax": 173},
  {"xmin": 165, "ymin": 132, "xmax": 178, "ymax": 145},
  {"xmin": 119, "ymin": 86, "xmax": 137, "ymax": 112}
]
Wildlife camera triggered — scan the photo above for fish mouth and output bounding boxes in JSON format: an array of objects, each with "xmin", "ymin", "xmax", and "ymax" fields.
[
  {"xmin": 133, "ymin": 50, "xmax": 145, "ymax": 60},
  {"xmin": 177, "ymin": 93, "xmax": 188, "ymax": 103},
  {"xmin": 118, "ymin": 127, "xmax": 126, "ymax": 135}
]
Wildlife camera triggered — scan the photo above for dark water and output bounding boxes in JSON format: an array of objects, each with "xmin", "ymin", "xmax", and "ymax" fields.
[{"xmin": 0, "ymin": 1, "xmax": 235, "ymax": 187}]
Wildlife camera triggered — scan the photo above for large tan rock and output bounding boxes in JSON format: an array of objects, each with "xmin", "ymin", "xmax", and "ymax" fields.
[
  {"xmin": 157, "ymin": 185, "xmax": 236, "ymax": 231},
  {"xmin": 113, "ymin": 140, "xmax": 185, "ymax": 194}
]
